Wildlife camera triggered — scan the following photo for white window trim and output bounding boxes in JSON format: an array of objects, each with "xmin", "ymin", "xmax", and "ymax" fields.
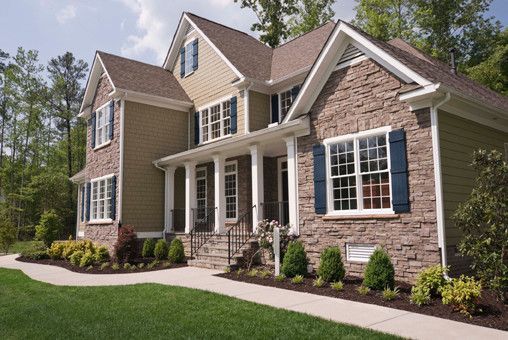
[
  {"xmin": 198, "ymin": 96, "xmax": 233, "ymax": 145},
  {"xmin": 323, "ymin": 126, "xmax": 394, "ymax": 216},
  {"xmin": 89, "ymin": 173, "xmax": 115, "ymax": 223},
  {"xmin": 224, "ymin": 160, "xmax": 238, "ymax": 221},
  {"xmin": 277, "ymin": 85, "xmax": 297, "ymax": 122},
  {"xmin": 94, "ymin": 101, "xmax": 112, "ymax": 150}
]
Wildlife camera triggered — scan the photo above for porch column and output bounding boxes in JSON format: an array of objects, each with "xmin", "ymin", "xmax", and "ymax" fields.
[
  {"xmin": 249, "ymin": 144, "xmax": 264, "ymax": 233},
  {"xmin": 164, "ymin": 166, "xmax": 176, "ymax": 233},
  {"xmin": 213, "ymin": 155, "xmax": 226, "ymax": 233},
  {"xmin": 184, "ymin": 161, "xmax": 197, "ymax": 233},
  {"xmin": 284, "ymin": 135, "xmax": 299, "ymax": 235}
]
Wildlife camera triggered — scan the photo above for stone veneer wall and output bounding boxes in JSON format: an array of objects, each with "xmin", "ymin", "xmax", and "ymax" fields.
[
  {"xmin": 296, "ymin": 59, "xmax": 441, "ymax": 282},
  {"xmin": 83, "ymin": 75, "xmax": 120, "ymax": 249}
]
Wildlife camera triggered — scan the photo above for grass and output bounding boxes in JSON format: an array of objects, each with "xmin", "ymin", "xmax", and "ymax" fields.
[
  {"xmin": 4, "ymin": 240, "xmax": 44, "ymax": 255},
  {"xmin": 0, "ymin": 268, "xmax": 398, "ymax": 339}
]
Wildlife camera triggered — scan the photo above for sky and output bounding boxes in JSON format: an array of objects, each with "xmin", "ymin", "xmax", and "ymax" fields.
[{"xmin": 1, "ymin": 0, "xmax": 508, "ymax": 72}]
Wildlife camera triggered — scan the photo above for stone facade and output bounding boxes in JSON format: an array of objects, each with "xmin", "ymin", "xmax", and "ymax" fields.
[{"xmin": 296, "ymin": 59, "xmax": 441, "ymax": 282}]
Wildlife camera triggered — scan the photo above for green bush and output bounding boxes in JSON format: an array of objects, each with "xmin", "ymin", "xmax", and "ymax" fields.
[
  {"xmin": 410, "ymin": 285, "xmax": 431, "ymax": 306},
  {"xmin": 113, "ymin": 226, "xmax": 137, "ymax": 263},
  {"xmin": 414, "ymin": 265, "xmax": 448, "ymax": 296},
  {"xmin": 111, "ymin": 263, "xmax": 120, "ymax": 270},
  {"xmin": 35, "ymin": 210, "xmax": 64, "ymax": 247},
  {"xmin": 94, "ymin": 246, "xmax": 110, "ymax": 263},
  {"xmin": 281, "ymin": 241, "xmax": 308, "ymax": 277},
  {"xmin": 153, "ymin": 239, "xmax": 168, "ymax": 260},
  {"xmin": 382, "ymin": 287, "xmax": 400, "ymax": 301},
  {"xmin": 0, "ymin": 212, "xmax": 16, "ymax": 254},
  {"xmin": 291, "ymin": 275, "xmax": 304, "ymax": 284},
  {"xmin": 357, "ymin": 285, "xmax": 370, "ymax": 295},
  {"xmin": 69, "ymin": 250, "xmax": 84, "ymax": 266},
  {"xmin": 47, "ymin": 242, "xmax": 66, "ymax": 260},
  {"xmin": 317, "ymin": 246, "xmax": 345, "ymax": 282},
  {"xmin": 441, "ymin": 275, "xmax": 482, "ymax": 317},
  {"xmin": 313, "ymin": 276, "xmax": 326, "ymax": 288},
  {"xmin": 168, "ymin": 238, "xmax": 185, "ymax": 263},
  {"xmin": 79, "ymin": 251, "xmax": 95, "ymax": 268},
  {"xmin": 141, "ymin": 239, "xmax": 156, "ymax": 258},
  {"xmin": 20, "ymin": 243, "xmax": 49, "ymax": 260},
  {"xmin": 331, "ymin": 281, "xmax": 344, "ymax": 291},
  {"xmin": 274, "ymin": 274, "xmax": 286, "ymax": 282},
  {"xmin": 362, "ymin": 248, "xmax": 395, "ymax": 290}
]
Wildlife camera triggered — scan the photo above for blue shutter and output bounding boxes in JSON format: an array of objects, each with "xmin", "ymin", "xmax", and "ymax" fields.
[
  {"xmin": 90, "ymin": 112, "xmax": 96, "ymax": 149},
  {"xmin": 291, "ymin": 85, "xmax": 301, "ymax": 102},
  {"xmin": 110, "ymin": 176, "xmax": 117, "ymax": 220},
  {"xmin": 80, "ymin": 186, "xmax": 85, "ymax": 222},
  {"xmin": 86, "ymin": 182, "xmax": 91, "ymax": 221},
  {"xmin": 180, "ymin": 47, "xmax": 186, "ymax": 78},
  {"xmin": 192, "ymin": 39, "xmax": 198, "ymax": 71},
  {"xmin": 389, "ymin": 129, "xmax": 410, "ymax": 213},
  {"xmin": 313, "ymin": 144, "xmax": 327, "ymax": 214},
  {"xmin": 230, "ymin": 96, "xmax": 237, "ymax": 134},
  {"xmin": 194, "ymin": 111, "xmax": 200, "ymax": 145},
  {"xmin": 109, "ymin": 101, "xmax": 114, "ymax": 140},
  {"xmin": 271, "ymin": 94, "xmax": 279, "ymax": 123}
]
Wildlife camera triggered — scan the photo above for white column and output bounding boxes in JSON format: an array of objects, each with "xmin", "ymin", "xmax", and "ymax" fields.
[
  {"xmin": 250, "ymin": 144, "xmax": 264, "ymax": 232},
  {"xmin": 213, "ymin": 155, "xmax": 226, "ymax": 233},
  {"xmin": 184, "ymin": 161, "xmax": 197, "ymax": 234},
  {"xmin": 284, "ymin": 135, "xmax": 299, "ymax": 235},
  {"xmin": 164, "ymin": 166, "xmax": 176, "ymax": 233}
]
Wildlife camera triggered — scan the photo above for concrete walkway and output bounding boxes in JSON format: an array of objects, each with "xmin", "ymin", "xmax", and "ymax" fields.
[{"xmin": 0, "ymin": 254, "xmax": 505, "ymax": 340}]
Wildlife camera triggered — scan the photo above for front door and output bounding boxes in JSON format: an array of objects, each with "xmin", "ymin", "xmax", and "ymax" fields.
[{"xmin": 278, "ymin": 158, "xmax": 290, "ymax": 226}]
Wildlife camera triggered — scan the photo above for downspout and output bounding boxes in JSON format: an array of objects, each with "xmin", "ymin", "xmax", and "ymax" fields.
[{"xmin": 430, "ymin": 92, "xmax": 451, "ymax": 274}]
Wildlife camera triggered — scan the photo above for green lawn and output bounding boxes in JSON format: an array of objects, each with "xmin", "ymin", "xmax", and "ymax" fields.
[
  {"xmin": 0, "ymin": 269, "xmax": 398, "ymax": 339},
  {"xmin": 5, "ymin": 240, "xmax": 44, "ymax": 255}
]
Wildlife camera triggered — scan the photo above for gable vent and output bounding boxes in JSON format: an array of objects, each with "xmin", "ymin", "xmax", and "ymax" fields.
[
  {"xmin": 185, "ymin": 24, "xmax": 195, "ymax": 36},
  {"xmin": 346, "ymin": 243, "xmax": 375, "ymax": 262},
  {"xmin": 338, "ymin": 44, "xmax": 364, "ymax": 65}
]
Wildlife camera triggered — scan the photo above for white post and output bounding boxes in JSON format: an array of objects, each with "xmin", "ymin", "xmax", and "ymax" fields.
[
  {"xmin": 250, "ymin": 144, "xmax": 264, "ymax": 233},
  {"xmin": 213, "ymin": 155, "xmax": 225, "ymax": 233},
  {"xmin": 284, "ymin": 135, "xmax": 299, "ymax": 235},
  {"xmin": 274, "ymin": 227, "xmax": 280, "ymax": 276},
  {"xmin": 164, "ymin": 166, "xmax": 176, "ymax": 233},
  {"xmin": 184, "ymin": 161, "xmax": 197, "ymax": 234}
]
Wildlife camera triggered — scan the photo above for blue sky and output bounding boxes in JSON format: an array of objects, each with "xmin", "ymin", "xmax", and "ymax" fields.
[{"xmin": 1, "ymin": 0, "xmax": 507, "ymax": 71}]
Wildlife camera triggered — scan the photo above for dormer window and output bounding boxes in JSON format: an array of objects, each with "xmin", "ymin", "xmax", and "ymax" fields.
[
  {"xmin": 180, "ymin": 39, "xmax": 198, "ymax": 78},
  {"xmin": 185, "ymin": 42, "xmax": 194, "ymax": 75}
]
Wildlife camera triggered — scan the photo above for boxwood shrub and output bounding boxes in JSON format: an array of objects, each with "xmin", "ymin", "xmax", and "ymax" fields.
[
  {"xmin": 154, "ymin": 239, "xmax": 168, "ymax": 260},
  {"xmin": 317, "ymin": 246, "xmax": 345, "ymax": 282},
  {"xmin": 141, "ymin": 238, "xmax": 156, "ymax": 258},
  {"xmin": 168, "ymin": 238, "xmax": 185, "ymax": 263},
  {"xmin": 281, "ymin": 241, "xmax": 308, "ymax": 277},
  {"xmin": 363, "ymin": 248, "xmax": 395, "ymax": 290}
]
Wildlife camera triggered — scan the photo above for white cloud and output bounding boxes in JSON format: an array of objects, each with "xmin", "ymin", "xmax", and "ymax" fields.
[{"xmin": 56, "ymin": 4, "xmax": 77, "ymax": 24}]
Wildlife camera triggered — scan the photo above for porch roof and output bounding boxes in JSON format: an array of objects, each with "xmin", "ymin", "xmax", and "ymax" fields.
[{"xmin": 153, "ymin": 116, "xmax": 310, "ymax": 167}]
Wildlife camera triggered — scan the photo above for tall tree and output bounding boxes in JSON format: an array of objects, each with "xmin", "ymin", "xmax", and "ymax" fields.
[
  {"xmin": 288, "ymin": 0, "xmax": 335, "ymax": 38},
  {"xmin": 0, "ymin": 50, "xmax": 9, "ymax": 195}
]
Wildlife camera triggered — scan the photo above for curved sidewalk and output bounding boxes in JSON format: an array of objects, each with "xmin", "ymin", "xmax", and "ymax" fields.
[{"xmin": 0, "ymin": 254, "xmax": 505, "ymax": 340}]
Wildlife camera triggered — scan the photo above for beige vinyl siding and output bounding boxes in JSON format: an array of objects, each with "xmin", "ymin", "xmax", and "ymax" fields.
[
  {"xmin": 122, "ymin": 101, "xmax": 188, "ymax": 233},
  {"xmin": 249, "ymin": 91, "xmax": 270, "ymax": 132},
  {"xmin": 173, "ymin": 31, "xmax": 245, "ymax": 145},
  {"xmin": 439, "ymin": 110, "xmax": 508, "ymax": 245}
]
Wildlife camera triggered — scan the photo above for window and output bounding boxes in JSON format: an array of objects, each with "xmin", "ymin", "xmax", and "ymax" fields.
[
  {"xmin": 200, "ymin": 99, "xmax": 231, "ymax": 143},
  {"xmin": 184, "ymin": 41, "xmax": 194, "ymax": 76},
  {"xmin": 196, "ymin": 168, "xmax": 207, "ymax": 220},
  {"xmin": 91, "ymin": 175, "xmax": 113, "ymax": 221},
  {"xmin": 224, "ymin": 162, "xmax": 237, "ymax": 220},
  {"xmin": 95, "ymin": 102, "xmax": 112, "ymax": 148},
  {"xmin": 326, "ymin": 129, "xmax": 392, "ymax": 214},
  {"xmin": 279, "ymin": 89, "xmax": 292, "ymax": 121}
]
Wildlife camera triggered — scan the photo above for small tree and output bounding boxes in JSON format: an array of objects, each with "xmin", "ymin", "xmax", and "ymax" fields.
[
  {"xmin": 35, "ymin": 210, "xmax": 63, "ymax": 247},
  {"xmin": 0, "ymin": 210, "xmax": 16, "ymax": 254},
  {"xmin": 317, "ymin": 246, "xmax": 345, "ymax": 282},
  {"xmin": 168, "ymin": 238, "xmax": 185, "ymax": 263},
  {"xmin": 114, "ymin": 226, "xmax": 137, "ymax": 263},
  {"xmin": 363, "ymin": 248, "xmax": 395, "ymax": 290},
  {"xmin": 453, "ymin": 149, "xmax": 508, "ymax": 300}
]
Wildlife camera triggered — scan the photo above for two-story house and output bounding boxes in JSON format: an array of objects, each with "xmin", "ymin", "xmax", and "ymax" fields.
[{"xmin": 71, "ymin": 12, "xmax": 508, "ymax": 280}]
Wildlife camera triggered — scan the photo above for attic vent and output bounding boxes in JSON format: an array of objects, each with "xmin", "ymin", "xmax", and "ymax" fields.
[
  {"xmin": 185, "ymin": 24, "xmax": 195, "ymax": 35},
  {"xmin": 338, "ymin": 44, "xmax": 364, "ymax": 65},
  {"xmin": 346, "ymin": 243, "xmax": 375, "ymax": 262}
]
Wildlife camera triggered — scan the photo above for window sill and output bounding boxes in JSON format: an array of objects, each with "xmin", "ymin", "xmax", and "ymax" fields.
[
  {"xmin": 93, "ymin": 140, "xmax": 111, "ymax": 151},
  {"xmin": 199, "ymin": 134, "xmax": 232, "ymax": 146},
  {"xmin": 322, "ymin": 214, "xmax": 400, "ymax": 221},
  {"xmin": 88, "ymin": 219, "xmax": 113, "ymax": 225},
  {"xmin": 184, "ymin": 71, "xmax": 194, "ymax": 78}
]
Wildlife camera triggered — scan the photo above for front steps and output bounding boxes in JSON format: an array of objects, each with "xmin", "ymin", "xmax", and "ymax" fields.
[{"xmin": 187, "ymin": 234, "xmax": 258, "ymax": 270}]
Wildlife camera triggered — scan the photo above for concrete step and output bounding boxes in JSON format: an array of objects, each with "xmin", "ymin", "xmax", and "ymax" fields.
[{"xmin": 187, "ymin": 259, "xmax": 238, "ymax": 270}]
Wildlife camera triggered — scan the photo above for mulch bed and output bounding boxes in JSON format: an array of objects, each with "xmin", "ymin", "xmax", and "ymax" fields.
[
  {"xmin": 16, "ymin": 256, "xmax": 187, "ymax": 274},
  {"xmin": 217, "ymin": 269, "xmax": 507, "ymax": 331}
]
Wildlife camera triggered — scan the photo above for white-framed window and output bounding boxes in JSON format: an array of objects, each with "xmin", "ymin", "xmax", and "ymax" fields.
[
  {"xmin": 279, "ymin": 89, "xmax": 292, "ymax": 121},
  {"xmin": 95, "ymin": 102, "xmax": 112, "ymax": 148},
  {"xmin": 325, "ymin": 127, "xmax": 392, "ymax": 215},
  {"xmin": 196, "ymin": 167, "xmax": 207, "ymax": 220},
  {"xmin": 91, "ymin": 174, "xmax": 114, "ymax": 221},
  {"xmin": 184, "ymin": 41, "xmax": 194, "ymax": 76},
  {"xmin": 200, "ymin": 98, "xmax": 232, "ymax": 143},
  {"xmin": 224, "ymin": 161, "xmax": 237, "ymax": 220}
]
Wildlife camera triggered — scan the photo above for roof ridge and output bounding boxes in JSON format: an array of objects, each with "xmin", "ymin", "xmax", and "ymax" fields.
[
  {"xmin": 97, "ymin": 50, "xmax": 166, "ymax": 69},
  {"xmin": 275, "ymin": 21, "xmax": 336, "ymax": 49}
]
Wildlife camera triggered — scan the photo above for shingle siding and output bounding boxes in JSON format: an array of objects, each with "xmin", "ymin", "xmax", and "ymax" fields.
[{"xmin": 249, "ymin": 91, "xmax": 270, "ymax": 132}]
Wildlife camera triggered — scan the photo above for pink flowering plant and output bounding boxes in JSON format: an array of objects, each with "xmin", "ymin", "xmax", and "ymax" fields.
[{"xmin": 256, "ymin": 219, "xmax": 295, "ymax": 259}]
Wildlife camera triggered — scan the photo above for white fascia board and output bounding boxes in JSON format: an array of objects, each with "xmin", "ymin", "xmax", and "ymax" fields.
[{"xmin": 112, "ymin": 88, "xmax": 193, "ymax": 112}]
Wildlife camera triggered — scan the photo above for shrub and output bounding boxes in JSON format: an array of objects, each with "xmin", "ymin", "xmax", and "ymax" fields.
[
  {"xmin": 111, "ymin": 263, "xmax": 120, "ymax": 271},
  {"xmin": 317, "ymin": 246, "xmax": 345, "ymax": 283},
  {"xmin": 274, "ymin": 274, "xmax": 286, "ymax": 282},
  {"xmin": 137, "ymin": 263, "xmax": 145, "ymax": 269},
  {"xmin": 357, "ymin": 285, "xmax": 370, "ymax": 295},
  {"xmin": 47, "ymin": 242, "xmax": 66, "ymax": 260},
  {"xmin": 291, "ymin": 275, "xmax": 304, "ymax": 284},
  {"xmin": 0, "ymin": 212, "xmax": 16, "ymax": 254},
  {"xmin": 410, "ymin": 285, "xmax": 431, "ymax": 306},
  {"xmin": 114, "ymin": 226, "xmax": 137, "ymax": 262},
  {"xmin": 35, "ymin": 210, "xmax": 63, "ymax": 247},
  {"xmin": 247, "ymin": 269, "xmax": 258, "ymax": 277},
  {"xmin": 382, "ymin": 287, "xmax": 400, "ymax": 301},
  {"xmin": 20, "ymin": 243, "xmax": 49, "ymax": 260},
  {"xmin": 162, "ymin": 261, "xmax": 172, "ymax": 269},
  {"xmin": 94, "ymin": 246, "xmax": 110, "ymax": 263},
  {"xmin": 153, "ymin": 239, "xmax": 168, "ymax": 260},
  {"xmin": 414, "ymin": 265, "xmax": 449, "ymax": 296},
  {"xmin": 79, "ymin": 251, "xmax": 96, "ymax": 267},
  {"xmin": 100, "ymin": 262, "xmax": 110, "ymax": 271},
  {"xmin": 363, "ymin": 248, "xmax": 395, "ymax": 290},
  {"xmin": 281, "ymin": 241, "xmax": 308, "ymax": 277},
  {"xmin": 168, "ymin": 238, "xmax": 185, "ymax": 263},
  {"xmin": 331, "ymin": 281, "xmax": 344, "ymax": 291},
  {"xmin": 69, "ymin": 250, "xmax": 84, "ymax": 266},
  {"xmin": 236, "ymin": 268, "xmax": 245, "ymax": 276},
  {"xmin": 441, "ymin": 275, "xmax": 482, "ymax": 317},
  {"xmin": 313, "ymin": 276, "xmax": 326, "ymax": 288},
  {"xmin": 258, "ymin": 269, "xmax": 272, "ymax": 278},
  {"xmin": 147, "ymin": 260, "xmax": 159, "ymax": 270},
  {"xmin": 141, "ymin": 239, "xmax": 156, "ymax": 258},
  {"xmin": 123, "ymin": 263, "xmax": 132, "ymax": 270}
]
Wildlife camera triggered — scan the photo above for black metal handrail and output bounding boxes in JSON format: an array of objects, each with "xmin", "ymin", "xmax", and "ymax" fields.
[
  {"xmin": 227, "ymin": 205, "xmax": 255, "ymax": 264},
  {"xmin": 260, "ymin": 201, "xmax": 289, "ymax": 226},
  {"xmin": 190, "ymin": 207, "xmax": 216, "ymax": 257},
  {"xmin": 170, "ymin": 208, "xmax": 186, "ymax": 233}
]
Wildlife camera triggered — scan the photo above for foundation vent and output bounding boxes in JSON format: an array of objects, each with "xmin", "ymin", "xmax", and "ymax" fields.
[{"xmin": 346, "ymin": 243, "xmax": 375, "ymax": 262}]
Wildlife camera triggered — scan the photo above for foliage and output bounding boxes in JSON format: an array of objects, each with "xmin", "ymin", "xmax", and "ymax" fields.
[
  {"xmin": 146, "ymin": 260, "xmax": 159, "ymax": 270},
  {"xmin": 313, "ymin": 276, "xmax": 326, "ymax": 288},
  {"xmin": 410, "ymin": 285, "xmax": 431, "ymax": 306},
  {"xmin": 141, "ymin": 238, "xmax": 155, "ymax": 258},
  {"xmin": 356, "ymin": 285, "xmax": 370, "ymax": 295},
  {"xmin": 0, "ymin": 209, "xmax": 16, "ymax": 254},
  {"xmin": 35, "ymin": 210, "xmax": 63, "ymax": 247},
  {"xmin": 441, "ymin": 275, "xmax": 482, "ymax": 317},
  {"xmin": 69, "ymin": 250, "xmax": 84, "ymax": 266},
  {"xmin": 256, "ymin": 219, "xmax": 295, "ymax": 258},
  {"xmin": 20, "ymin": 243, "xmax": 48, "ymax": 260},
  {"xmin": 153, "ymin": 239, "xmax": 168, "ymax": 260},
  {"xmin": 236, "ymin": 268, "xmax": 245, "ymax": 276},
  {"xmin": 113, "ymin": 226, "xmax": 137, "ymax": 263},
  {"xmin": 363, "ymin": 248, "xmax": 395, "ymax": 290},
  {"xmin": 247, "ymin": 269, "xmax": 259, "ymax": 277},
  {"xmin": 331, "ymin": 281, "xmax": 344, "ymax": 291},
  {"xmin": 168, "ymin": 238, "xmax": 185, "ymax": 263},
  {"xmin": 382, "ymin": 287, "xmax": 400, "ymax": 301},
  {"xmin": 137, "ymin": 263, "xmax": 145, "ymax": 269},
  {"xmin": 317, "ymin": 246, "xmax": 345, "ymax": 282},
  {"xmin": 123, "ymin": 263, "xmax": 132, "ymax": 270},
  {"xmin": 79, "ymin": 251, "xmax": 95, "ymax": 268},
  {"xmin": 288, "ymin": 0, "xmax": 335, "ymax": 38},
  {"xmin": 94, "ymin": 246, "xmax": 109, "ymax": 263},
  {"xmin": 414, "ymin": 265, "xmax": 449, "ymax": 296},
  {"xmin": 258, "ymin": 269, "xmax": 272, "ymax": 278},
  {"xmin": 291, "ymin": 275, "xmax": 304, "ymax": 284},
  {"xmin": 274, "ymin": 274, "xmax": 286, "ymax": 282},
  {"xmin": 111, "ymin": 263, "xmax": 120, "ymax": 271},
  {"xmin": 453, "ymin": 149, "xmax": 508, "ymax": 299},
  {"xmin": 100, "ymin": 262, "xmax": 110, "ymax": 271},
  {"xmin": 281, "ymin": 241, "xmax": 308, "ymax": 277},
  {"xmin": 47, "ymin": 241, "xmax": 66, "ymax": 259}
]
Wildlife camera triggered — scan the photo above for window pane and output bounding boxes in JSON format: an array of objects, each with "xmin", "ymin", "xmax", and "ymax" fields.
[
  {"xmin": 279, "ymin": 90, "xmax": 292, "ymax": 120},
  {"xmin": 225, "ymin": 164, "xmax": 237, "ymax": 219}
]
